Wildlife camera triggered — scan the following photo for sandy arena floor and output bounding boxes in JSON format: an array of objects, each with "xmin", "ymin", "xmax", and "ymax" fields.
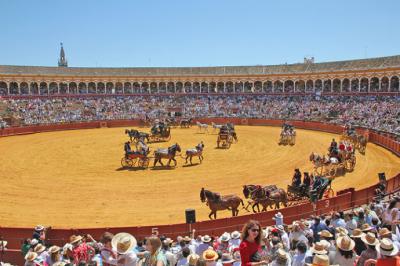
[{"xmin": 0, "ymin": 126, "xmax": 399, "ymax": 228}]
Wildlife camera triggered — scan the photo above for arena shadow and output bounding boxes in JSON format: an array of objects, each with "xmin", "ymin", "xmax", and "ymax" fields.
[
  {"xmin": 150, "ymin": 166, "xmax": 176, "ymax": 171},
  {"xmin": 182, "ymin": 163, "xmax": 200, "ymax": 168},
  {"xmin": 115, "ymin": 166, "xmax": 148, "ymax": 172}
]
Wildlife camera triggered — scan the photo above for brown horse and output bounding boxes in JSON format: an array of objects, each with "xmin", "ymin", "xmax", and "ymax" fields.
[
  {"xmin": 200, "ymin": 188, "xmax": 244, "ymax": 219},
  {"xmin": 242, "ymin": 184, "xmax": 277, "ymax": 212},
  {"xmin": 265, "ymin": 188, "xmax": 288, "ymax": 210}
]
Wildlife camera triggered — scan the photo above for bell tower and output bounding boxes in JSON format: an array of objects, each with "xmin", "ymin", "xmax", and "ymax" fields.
[{"xmin": 58, "ymin": 42, "xmax": 68, "ymax": 67}]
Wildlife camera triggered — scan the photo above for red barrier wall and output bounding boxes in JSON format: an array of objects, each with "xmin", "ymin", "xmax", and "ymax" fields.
[{"xmin": 0, "ymin": 119, "xmax": 399, "ymax": 264}]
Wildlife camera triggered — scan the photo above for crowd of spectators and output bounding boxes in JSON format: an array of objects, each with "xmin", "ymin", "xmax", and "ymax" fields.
[
  {"xmin": 0, "ymin": 95, "xmax": 399, "ymax": 136},
  {"xmin": 8, "ymin": 196, "xmax": 400, "ymax": 266}
]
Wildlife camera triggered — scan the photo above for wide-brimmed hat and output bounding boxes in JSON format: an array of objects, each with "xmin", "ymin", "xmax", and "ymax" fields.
[
  {"xmin": 378, "ymin": 228, "xmax": 392, "ymax": 238},
  {"xmin": 34, "ymin": 244, "xmax": 46, "ymax": 253},
  {"xmin": 376, "ymin": 238, "xmax": 399, "ymax": 257},
  {"xmin": 163, "ymin": 238, "xmax": 174, "ymax": 245},
  {"xmin": 306, "ymin": 254, "xmax": 330, "ymax": 266},
  {"xmin": 202, "ymin": 247, "xmax": 218, "ymax": 261},
  {"xmin": 231, "ymin": 231, "xmax": 240, "ymax": 239},
  {"xmin": 360, "ymin": 223, "xmax": 373, "ymax": 232},
  {"xmin": 221, "ymin": 253, "xmax": 235, "ymax": 264},
  {"xmin": 276, "ymin": 248, "xmax": 288, "ymax": 260},
  {"xmin": 319, "ymin": 230, "xmax": 333, "ymax": 238},
  {"xmin": 335, "ymin": 227, "xmax": 348, "ymax": 235},
  {"xmin": 320, "ymin": 240, "xmax": 331, "ymax": 250},
  {"xmin": 310, "ymin": 242, "xmax": 328, "ymax": 255},
  {"xmin": 48, "ymin": 245, "xmax": 61, "ymax": 254},
  {"xmin": 34, "ymin": 225, "xmax": 45, "ymax": 232},
  {"xmin": 336, "ymin": 235, "xmax": 355, "ymax": 251},
  {"xmin": 350, "ymin": 228, "xmax": 364, "ymax": 238},
  {"xmin": 30, "ymin": 239, "xmax": 39, "ymax": 246},
  {"xmin": 273, "ymin": 212, "xmax": 283, "ymax": 219},
  {"xmin": 219, "ymin": 232, "xmax": 231, "ymax": 242},
  {"xmin": 25, "ymin": 252, "xmax": 38, "ymax": 262},
  {"xmin": 69, "ymin": 235, "xmax": 83, "ymax": 245},
  {"xmin": 111, "ymin": 232, "xmax": 137, "ymax": 255},
  {"xmin": 361, "ymin": 232, "xmax": 379, "ymax": 246},
  {"xmin": 201, "ymin": 235, "xmax": 212, "ymax": 243},
  {"xmin": 188, "ymin": 254, "xmax": 200, "ymax": 265},
  {"xmin": 183, "ymin": 236, "xmax": 192, "ymax": 242}
]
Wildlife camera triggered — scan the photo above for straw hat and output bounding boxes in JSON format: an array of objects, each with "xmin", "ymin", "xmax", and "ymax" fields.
[
  {"xmin": 276, "ymin": 248, "xmax": 288, "ymax": 260},
  {"xmin": 111, "ymin": 232, "xmax": 137, "ymax": 255},
  {"xmin": 306, "ymin": 254, "xmax": 330, "ymax": 266},
  {"xmin": 360, "ymin": 223, "xmax": 373, "ymax": 232},
  {"xmin": 335, "ymin": 227, "xmax": 348, "ymax": 235},
  {"xmin": 376, "ymin": 238, "xmax": 399, "ymax": 257},
  {"xmin": 319, "ymin": 230, "xmax": 333, "ymax": 238},
  {"xmin": 163, "ymin": 238, "xmax": 174, "ymax": 245},
  {"xmin": 336, "ymin": 235, "xmax": 355, "ymax": 251},
  {"xmin": 350, "ymin": 228, "xmax": 364, "ymax": 238},
  {"xmin": 221, "ymin": 253, "xmax": 235, "ymax": 264},
  {"xmin": 69, "ymin": 235, "xmax": 83, "ymax": 245},
  {"xmin": 34, "ymin": 225, "xmax": 45, "ymax": 232},
  {"xmin": 231, "ymin": 231, "xmax": 240, "ymax": 239},
  {"xmin": 30, "ymin": 239, "xmax": 39, "ymax": 246},
  {"xmin": 201, "ymin": 235, "xmax": 212, "ymax": 243},
  {"xmin": 361, "ymin": 232, "xmax": 379, "ymax": 246},
  {"xmin": 378, "ymin": 228, "xmax": 392, "ymax": 238},
  {"xmin": 188, "ymin": 254, "xmax": 200, "ymax": 265},
  {"xmin": 48, "ymin": 245, "xmax": 61, "ymax": 254},
  {"xmin": 320, "ymin": 240, "xmax": 331, "ymax": 250},
  {"xmin": 25, "ymin": 252, "xmax": 38, "ymax": 262},
  {"xmin": 310, "ymin": 242, "xmax": 328, "ymax": 255},
  {"xmin": 219, "ymin": 232, "xmax": 231, "ymax": 242},
  {"xmin": 183, "ymin": 236, "xmax": 192, "ymax": 242},
  {"xmin": 34, "ymin": 244, "xmax": 46, "ymax": 253},
  {"xmin": 203, "ymin": 247, "xmax": 218, "ymax": 261}
]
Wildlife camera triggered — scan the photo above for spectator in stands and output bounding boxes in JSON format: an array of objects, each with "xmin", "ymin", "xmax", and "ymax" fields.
[
  {"xmin": 333, "ymin": 235, "xmax": 356, "ymax": 266},
  {"xmin": 70, "ymin": 234, "xmax": 95, "ymax": 264},
  {"xmin": 141, "ymin": 236, "xmax": 167, "ymax": 266},
  {"xmin": 311, "ymin": 217, "xmax": 329, "ymax": 242},
  {"xmin": 292, "ymin": 241, "xmax": 307, "ymax": 266},
  {"xmin": 196, "ymin": 235, "xmax": 213, "ymax": 256},
  {"xmin": 272, "ymin": 213, "xmax": 283, "ymax": 226},
  {"xmin": 33, "ymin": 244, "xmax": 49, "ymax": 264},
  {"xmin": 350, "ymin": 228, "xmax": 366, "ymax": 256},
  {"xmin": 177, "ymin": 247, "xmax": 190, "ymax": 266},
  {"xmin": 111, "ymin": 232, "xmax": 137, "ymax": 266},
  {"xmin": 99, "ymin": 231, "xmax": 117, "ymax": 265},
  {"xmin": 376, "ymin": 238, "xmax": 400, "ymax": 265},
  {"xmin": 46, "ymin": 246, "xmax": 62, "ymax": 266},
  {"xmin": 239, "ymin": 220, "xmax": 267, "ymax": 266},
  {"xmin": 24, "ymin": 251, "xmax": 39, "ymax": 266},
  {"xmin": 202, "ymin": 247, "xmax": 219, "ymax": 266},
  {"xmin": 357, "ymin": 232, "xmax": 379, "ymax": 266}
]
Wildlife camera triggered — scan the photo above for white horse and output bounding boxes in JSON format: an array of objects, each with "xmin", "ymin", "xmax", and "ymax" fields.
[
  {"xmin": 211, "ymin": 122, "xmax": 223, "ymax": 133},
  {"xmin": 196, "ymin": 121, "xmax": 209, "ymax": 133}
]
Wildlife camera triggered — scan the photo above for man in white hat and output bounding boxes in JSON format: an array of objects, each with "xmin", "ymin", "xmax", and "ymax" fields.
[
  {"xmin": 215, "ymin": 232, "xmax": 231, "ymax": 255},
  {"xmin": 273, "ymin": 212, "xmax": 284, "ymax": 226},
  {"xmin": 196, "ymin": 235, "xmax": 213, "ymax": 256},
  {"xmin": 111, "ymin": 232, "xmax": 138, "ymax": 266},
  {"xmin": 229, "ymin": 231, "xmax": 241, "ymax": 249},
  {"xmin": 376, "ymin": 238, "xmax": 400, "ymax": 264}
]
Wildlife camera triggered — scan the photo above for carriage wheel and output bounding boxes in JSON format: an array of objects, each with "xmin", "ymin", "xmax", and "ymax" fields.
[{"xmin": 121, "ymin": 157, "xmax": 136, "ymax": 167}]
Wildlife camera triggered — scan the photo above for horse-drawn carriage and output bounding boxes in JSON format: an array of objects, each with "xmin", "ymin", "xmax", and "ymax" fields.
[
  {"xmin": 148, "ymin": 123, "xmax": 171, "ymax": 143},
  {"xmin": 340, "ymin": 126, "xmax": 368, "ymax": 154},
  {"xmin": 121, "ymin": 152, "xmax": 151, "ymax": 168},
  {"xmin": 216, "ymin": 123, "xmax": 237, "ymax": 149},
  {"xmin": 286, "ymin": 177, "xmax": 334, "ymax": 204},
  {"xmin": 279, "ymin": 124, "xmax": 296, "ymax": 145}
]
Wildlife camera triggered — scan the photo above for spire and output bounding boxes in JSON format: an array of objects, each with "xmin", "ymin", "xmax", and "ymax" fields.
[{"xmin": 58, "ymin": 42, "xmax": 68, "ymax": 67}]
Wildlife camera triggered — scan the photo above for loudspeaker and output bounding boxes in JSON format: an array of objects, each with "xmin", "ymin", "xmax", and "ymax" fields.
[{"xmin": 185, "ymin": 209, "xmax": 196, "ymax": 224}]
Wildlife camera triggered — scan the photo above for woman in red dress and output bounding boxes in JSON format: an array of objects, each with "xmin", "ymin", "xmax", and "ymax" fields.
[{"xmin": 239, "ymin": 220, "xmax": 268, "ymax": 266}]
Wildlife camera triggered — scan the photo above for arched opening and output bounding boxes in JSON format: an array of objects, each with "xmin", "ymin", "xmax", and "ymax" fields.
[
  {"xmin": 88, "ymin": 82, "xmax": 96, "ymax": 94},
  {"xmin": 226, "ymin": 81, "xmax": 234, "ymax": 93},
  {"xmin": 150, "ymin": 82, "xmax": 158, "ymax": 93},
  {"xmin": 141, "ymin": 82, "xmax": 149, "ymax": 93},
  {"xmin": 263, "ymin": 81, "xmax": 273, "ymax": 93},
  {"xmin": 30, "ymin": 82, "xmax": 39, "ymax": 95},
  {"xmin": 234, "ymin": 82, "xmax": 243, "ymax": 93},
  {"xmin": 69, "ymin": 82, "xmax": 77, "ymax": 94},
  {"xmin": 133, "ymin": 82, "xmax": 141, "ymax": 93},
  {"xmin": 217, "ymin": 82, "xmax": 224, "ymax": 93},
  {"xmin": 209, "ymin": 82, "xmax": 217, "ymax": 93},
  {"xmin": 332, "ymin": 79, "xmax": 341, "ymax": 93},
  {"xmin": 9, "ymin": 82, "xmax": 19, "ymax": 94},
  {"xmin": 274, "ymin": 81, "xmax": 283, "ymax": 93},
  {"xmin": 342, "ymin": 79, "xmax": 350, "ymax": 92},
  {"xmin": 184, "ymin": 82, "xmax": 192, "ymax": 93},
  {"xmin": 244, "ymin": 81, "xmax": 253, "ymax": 93},
  {"xmin": 124, "ymin": 82, "xmax": 132, "ymax": 94},
  {"xmin": 167, "ymin": 82, "xmax": 175, "ymax": 93},
  {"xmin": 59, "ymin": 83, "xmax": 67, "ymax": 94},
  {"xmin": 78, "ymin": 82, "xmax": 87, "ymax": 94},
  {"xmin": 175, "ymin": 82, "xmax": 183, "ymax": 93},
  {"xmin": 306, "ymin": 80, "xmax": 313, "ymax": 92},
  {"xmin": 20, "ymin": 82, "xmax": 29, "ymax": 94},
  {"xmin": 351, "ymin": 79, "xmax": 359, "ymax": 92},
  {"xmin": 106, "ymin": 82, "xmax": 114, "ymax": 94},
  {"xmin": 380, "ymin": 77, "xmax": 389, "ymax": 92},
  {"xmin": 49, "ymin": 82, "xmax": 58, "ymax": 94},
  {"xmin": 0, "ymin": 82, "xmax": 7, "ymax": 95},
  {"xmin": 390, "ymin": 76, "xmax": 399, "ymax": 92},
  {"xmin": 323, "ymin": 80, "xmax": 331, "ymax": 93},
  {"xmin": 360, "ymin": 78, "xmax": 369, "ymax": 92},
  {"xmin": 40, "ymin": 82, "xmax": 48, "ymax": 95},
  {"xmin": 201, "ymin": 82, "xmax": 208, "ymax": 93},
  {"xmin": 370, "ymin": 77, "xmax": 379, "ymax": 92},
  {"xmin": 115, "ymin": 82, "xmax": 123, "ymax": 94},
  {"xmin": 159, "ymin": 82, "xmax": 166, "ymax": 93},
  {"xmin": 97, "ymin": 82, "xmax": 105, "ymax": 94},
  {"xmin": 193, "ymin": 82, "xmax": 200, "ymax": 93},
  {"xmin": 284, "ymin": 80, "xmax": 294, "ymax": 93},
  {"xmin": 314, "ymin": 80, "xmax": 322, "ymax": 92},
  {"xmin": 295, "ymin": 80, "xmax": 305, "ymax": 93},
  {"xmin": 254, "ymin": 81, "xmax": 262, "ymax": 93}
]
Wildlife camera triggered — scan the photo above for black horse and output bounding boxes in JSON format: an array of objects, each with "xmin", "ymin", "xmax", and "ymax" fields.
[
  {"xmin": 153, "ymin": 143, "xmax": 181, "ymax": 167},
  {"xmin": 125, "ymin": 129, "xmax": 149, "ymax": 142},
  {"xmin": 242, "ymin": 184, "xmax": 278, "ymax": 212},
  {"xmin": 180, "ymin": 118, "xmax": 193, "ymax": 128}
]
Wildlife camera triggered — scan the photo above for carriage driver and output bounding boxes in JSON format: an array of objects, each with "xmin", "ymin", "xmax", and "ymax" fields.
[
  {"xmin": 329, "ymin": 138, "xmax": 338, "ymax": 155},
  {"xmin": 292, "ymin": 169, "xmax": 302, "ymax": 187},
  {"xmin": 124, "ymin": 141, "xmax": 134, "ymax": 158},
  {"xmin": 135, "ymin": 137, "xmax": 149, "ymax": 155}
]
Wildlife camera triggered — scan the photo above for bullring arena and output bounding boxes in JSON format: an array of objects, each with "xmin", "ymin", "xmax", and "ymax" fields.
[{"xmin": 0, "ymin": 122, "xmax": 399, "ymax": 228}]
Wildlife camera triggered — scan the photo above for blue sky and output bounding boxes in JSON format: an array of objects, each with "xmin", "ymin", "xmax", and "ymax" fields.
[{"xmin": 0, "ymin": 0, "xmax": 399, "ymax": 67}]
